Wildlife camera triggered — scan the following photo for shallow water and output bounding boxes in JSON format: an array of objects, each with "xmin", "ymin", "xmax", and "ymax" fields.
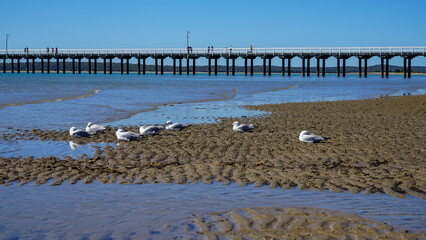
[
  {"xmin": 0, "ymin": 73, "xmax": 425, "ymax": 239},
  {"xmin": 0, "ymin": 182, "xmax": 424, "ymax": 239}
]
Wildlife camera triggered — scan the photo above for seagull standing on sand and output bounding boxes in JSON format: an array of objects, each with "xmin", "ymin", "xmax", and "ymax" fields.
[
  {"xmin": 69, "ymin": 127, "xmax": 94, "ymax": 138},
  {"xmin": 165, "ymin": 120, "xmax": 188, "ymax": 131},
  {"xmin": 299, "ymin": 130, "xmax": 325, "ymax": 143},
  {"xmin": 86, "ymin": 122, "xmax": 106, "ymax": 133},
  {"xmin": 232, "ymin": 121, "xmax": 256, "ymax": 132},
  {"xmin": 139, "ymin": 125, "xmax": 164, "ymax": 135},
  {"xmin": 116, "ymin": 129, "xmax": 143, "ymax": 141}
]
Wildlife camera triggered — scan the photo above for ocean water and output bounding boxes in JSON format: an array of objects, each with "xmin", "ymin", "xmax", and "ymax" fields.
[{"xmin": 0, "ymin": 73, "xmax": 425, "ymax": 239}]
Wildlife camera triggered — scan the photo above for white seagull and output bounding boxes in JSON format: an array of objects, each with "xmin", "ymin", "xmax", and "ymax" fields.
[
  {"xmin": 165, "ymin": 120, "xmax": 188, "ymax": 131},
  {"xmin": 70, "ymin": 127, "xmax": 94, "ymax": 138},
  {"xmin": 86, "ymin": 122, "xmax": 106, "ymax": 133},
  {"xmin": 232, "ymin": 121, "xmax": 256, "ymax": 132},
  {"xmin": 299, "ymin": 130, "xmax": 325, "ymax": 143},
  {"xmin": 140, "ymin": 125, "xmax": 164, "ymax": 135},
  {"xmin": 116, "ymin": 129, "xmax": 143, "ymax": 141}
]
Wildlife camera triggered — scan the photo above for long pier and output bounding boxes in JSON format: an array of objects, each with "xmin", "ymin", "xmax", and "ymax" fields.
[{"xmin": 1, "ymin": 47, "xmax": 425, "ymax": 78}]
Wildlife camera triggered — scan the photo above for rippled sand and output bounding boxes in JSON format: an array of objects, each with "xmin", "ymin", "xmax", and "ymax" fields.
[{"xmin": 1, "ymin": 95, "xmax": 425, "ymax": 201}]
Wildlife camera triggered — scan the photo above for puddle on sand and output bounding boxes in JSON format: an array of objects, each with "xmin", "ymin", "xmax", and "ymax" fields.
[
  {"xmin": 0, "ymin": 139, "xmax": 114, "ymax": 158},
  {"xmin": 0, "ymin": 182, "xmax": 424, "ymax": 239}
]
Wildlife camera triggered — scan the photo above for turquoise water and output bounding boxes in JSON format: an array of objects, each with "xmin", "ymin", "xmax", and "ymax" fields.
[{"xmin": 0, "ymin": 73, "xmax": 425, "ymax": 239}]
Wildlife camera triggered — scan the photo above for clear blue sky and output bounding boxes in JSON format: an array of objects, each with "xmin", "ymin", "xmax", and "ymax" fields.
[{"xmin": 1, "ymin": 0, "xmax": 425, "ymax": 65}]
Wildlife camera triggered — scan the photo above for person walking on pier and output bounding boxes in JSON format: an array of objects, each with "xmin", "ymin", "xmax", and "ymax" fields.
[
  {"xmin": 250, "ymin": 45, "xmax": 253, "ymax": 53},
  {"xmin": 55, "ymin": 48, "xmax": 58, "ymax": 54},
  {"xmin": 46, "ymin": 47, "xmax": 49, "ymax": 53},
  {"xmin": 51, "ymin": 47, "xmax": 54, "ymax": 54},
  {"xmin": 211, "ymin": 45, "xmax": 214, "ymax": 53},
  {"xmin": 230, "ymin": 45, "xmax": 232, "ymax": 53},
  {"xmin": 207, "ymin": 46, "xmax": 210, "ymax": 53}
]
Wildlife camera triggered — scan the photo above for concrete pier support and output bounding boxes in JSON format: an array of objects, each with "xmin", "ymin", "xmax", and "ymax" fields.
[
  {"xmin": 3, "ymin": 58, "xmax": 5, "ymax": 73},
  {"xmin": 364, "ymin": 58, "xmax": 368, "ymax": 77},
  {"xmin": 208, "ymin": 58, "xmax": 211, "ymax": 75},
  {"xmin": 226, "ymin": 58, "xmax": 229, "ymax": 75},
  {"xmin": 316, "ymin": 58, "xmax": 320, "ymax": 77},
  {"xmin": 192, "ymin": 58, "xmax": 196, "ymax": 75},
  {"xmin": 358, "ymin": 58, "xmax": 362, "ymax": 78},
  {"xmin": 215, "ymin": 58, "xmax": 218, "ymax": 75},
  {"xmin": 94, "ymin": 58, "xmax": 97, "ymax": 74},
  {"xmin": 385, "ymin": 58, "xmax": 389, "ymax": 78},
  {"xmin": 244, "ymin": 58, "xmax": 247, "ymax": 76},
  {"xmin": 336, "ymin": 58, "xmax": 341, "ymax": 77},
  {"xmin": 143, "ymin": 58, "xmax": 147, "ymax": 75},
  {"xmin": 186, "ymin": 58, "xmax": 190, "ymax": 75},
  {"xmin": 161, "ymin": 58, "xmax": 164, "ymax": 75},
  {"xmin": 381, "ymin": 58, "xmax": 384, "ymax": 78},
  {"xmin": 232, "ymin": 58, "xmax": 236, "ymax": 76},
  {"xmin": 17, "ymin": 59, "xmax": 20, "ymax": 73},
  {"xmin": 126, "ymin": 58, "xmax": 129, "ymax": 75},
  {"xmin": 281, "ymin": 58, "xmax": 285, "ymax": 76},
  {"xmin": 302, "ymin": 58, "xmax": 305, "ymax": 77},
  {"xmin": 57, "ymin": 58, "xmax": 60, "ymax": 74},
  {"xmin": 306, "ymin": 58, "xmax": 311, "ymax": 76},
  {"xmin": 287, "ymin": 58, "xmax": 291, "ymax": 76},
  {"xmin": 263, "ymin": 58, "xmax": 266, "ymax": 76},
  {"xmin": 250, "ymin": 58, "xmax": 254, "ymax": 76},
  {"xmin": 173, "ymin": 58, "xmax": 176, "ymax": 75},
  {"xmin": 32, "ymin": 58, "xmax": 35, "ymax": 74},
  {"xmin": 268, "ymin": 58, "xmax": 272, "ymax": 76},
  {"xmin": 408, "ymin": 58, "xmax": 411, "ymax": 78},
  {"xmin": 47, "ymin": 58, "xmax": 50, "ymax": 74},
  {"xmin": 63, "ymin": 58, "xmax": 66, "ymax": 74},
  {"xmin": 138, "ymin": 58, "xmax": 141, "ymax": 75},
  {"xmin": 110, "ymin": 58, "xmax": 113, "ymax": 74},
  {"xmin": 120, "ymin": 58, "xmax": 124, "ymax": 75},
  {"xmin": 88, "ymin": 58, "xmax": 92, "ymax": 74},
  {"xmin": 41, "ymin": 59, "xmax": 44, "ymax": 74},
  {"xmin": 403, "ymin": 57, "xmax": 407, "ymax": 79},
  {"xmin": 26, "ymin": 58, "xmax": 29, "ymax": 74},
  {"xmin": 78, "ymin": 58, "xmax": 81, "ymax": 74},
  {"xmin": 11, "ymin": 59, "xmax": 14, "ymax": 73},
  {"xmin": 155, "ymin": 58, "xmax": 158, "ymax": 75},
  {"xmin": 72, "ymin": 58, "xmax": 75, "ymax": 74},
  {"xmin": 322, "ymin": 58, "xmax": 326, "ymax": 77},
  {"xmin": 104, "ymin": 58, "xmax": 107, "ymax": 74},
  {"xmin": 179, "ymin": 58, "xmax": 182, "ymax": 75},
  {"xmin": 342, "ymin": 58, "xmax": 346, "ymax": 77}
]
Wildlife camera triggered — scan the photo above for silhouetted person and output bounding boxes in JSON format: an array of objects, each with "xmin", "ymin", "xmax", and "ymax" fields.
[
  {"xmin": 46, "ymin": 47, "xmax": 49, "ymax": 53},
  {"xmin": 207, "ymin": 46, "xmax": 210, "ymax": 53},
  {"xmin": 55, "ymin": 48, "xmax": 58, "ymax": 54}
]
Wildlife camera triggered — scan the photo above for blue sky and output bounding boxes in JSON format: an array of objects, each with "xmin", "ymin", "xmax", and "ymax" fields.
[{"xmin": 1, "ymin": 0, "xmax": 425, "ymax": 66}]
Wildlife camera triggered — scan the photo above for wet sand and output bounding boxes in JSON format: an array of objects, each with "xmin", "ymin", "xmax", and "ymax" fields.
[
  {"xmin": 186, "ymin": 207, "xmax": 420, "ymax": 239},
  {"xmin": 1, "ymin": 95, "xmax": 425, "ymax": 238},
  {"xmin": 1, "ymin": 95, "xmax": 425, "ymax": 199}
]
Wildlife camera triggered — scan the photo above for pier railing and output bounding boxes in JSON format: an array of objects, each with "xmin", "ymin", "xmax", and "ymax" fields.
[{"xmin": 1, "ymin": 47, "xmax": 425, "ymax": 56}]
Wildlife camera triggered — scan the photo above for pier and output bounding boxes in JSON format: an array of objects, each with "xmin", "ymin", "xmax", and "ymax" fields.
[{"xmin": 0, "ymin": 47, "xmax": 425, "ymax": 78}]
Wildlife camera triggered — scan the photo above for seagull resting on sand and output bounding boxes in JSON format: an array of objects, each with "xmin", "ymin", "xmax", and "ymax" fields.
[
  {"xmin": 139, "ymin": 125, "xmax": 164, "ymax": 135},
  {"xmin": 299, "ymin": 130, "xmax": 325, "ymax": 143},
  {"xmin": 232, "ymin": 121, "xmax": 256, "ymax": 132},
  {"xmin": 86, "ymin": 122, "xmax": 106, "ymax": 133},
  {"xmin": 165, "ymin": 120, "xmax": 188, "ymax": 131},
  {"xmin": 116, "ymin": 129, "xmax": 143, "ymax": 141},
  {"xmin": 70, "ymin": 127, "xmax": 94, "ymax": 138}
]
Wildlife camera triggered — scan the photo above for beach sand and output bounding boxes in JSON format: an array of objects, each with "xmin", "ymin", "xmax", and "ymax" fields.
[{"xmin": 1, "ymin": 95, "xmax": 425, "ymax": 238}]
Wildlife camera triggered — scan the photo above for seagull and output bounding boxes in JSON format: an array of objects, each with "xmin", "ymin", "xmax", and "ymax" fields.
[
  {"xmin": 70, "ymin": 127, "xmax": 94, "ymax": 138},
  {"xmin": 140, "ymin": 125, "xmax": 164, "ymax": 135},
  {"xmin": 86, "ymin": 122, "xmax": 106, "ymax": 133},
  {"xmin": 116, "ymin": 129, "xmax": 143, "ymax": 141},
  {"xmin": 299, "ymin": 130, "xmax": 325, "ymax": 143},
  {"xmin": 165, "ymin": 120, "xmax": 188, "ymax": 131},
  {"xmin": 232, "ymin": 121, "xmax": 256, "ymax": 132}
]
